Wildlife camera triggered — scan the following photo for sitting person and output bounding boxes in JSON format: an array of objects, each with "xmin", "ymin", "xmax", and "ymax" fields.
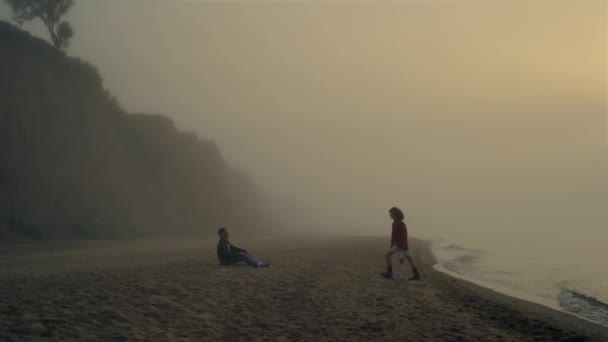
[{"xmin": 216, "ymin": 227, "xmax": 269, "ymax": 268}]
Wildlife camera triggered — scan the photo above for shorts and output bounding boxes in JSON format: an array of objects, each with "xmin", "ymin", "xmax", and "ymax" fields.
[{"xmin": 389, "ymin": 245, "xmax": 411, "ymax": 257}]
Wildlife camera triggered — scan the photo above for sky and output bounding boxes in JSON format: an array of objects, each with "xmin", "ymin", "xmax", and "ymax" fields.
[{"xmin": 1, "ymin": 0, "xmax": 606, "ymax": 239}]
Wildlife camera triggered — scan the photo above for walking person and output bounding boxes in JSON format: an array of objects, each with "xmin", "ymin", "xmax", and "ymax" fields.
[{"xmin": 381, "ymin": 207, "xmax": 421, "ymax": 280}]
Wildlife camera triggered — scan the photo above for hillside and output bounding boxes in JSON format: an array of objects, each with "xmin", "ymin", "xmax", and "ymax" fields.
[{"xmin": 0, "ymin": 21, "xmax": 269, "ymax": 240}]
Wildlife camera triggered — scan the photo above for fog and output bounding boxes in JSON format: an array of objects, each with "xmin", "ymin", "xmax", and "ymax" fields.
[{"xmin": 2, "ymin": 1, "xmax": 606, "ymax": 240}]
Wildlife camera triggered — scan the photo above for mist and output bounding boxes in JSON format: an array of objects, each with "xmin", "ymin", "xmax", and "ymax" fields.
[{"xmin": 2, "ymin": 1, "xmax": 605, "ymax": 240}]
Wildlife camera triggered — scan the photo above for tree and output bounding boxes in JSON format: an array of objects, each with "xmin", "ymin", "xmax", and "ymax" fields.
[{"xmin": 4, "ymin": 0, "xmax": 75, "ymax": 49}]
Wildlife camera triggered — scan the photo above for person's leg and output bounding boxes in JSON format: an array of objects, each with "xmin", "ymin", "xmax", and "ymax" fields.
[
  {"xmin": 386, "ymin": 251, "xmax": 394, "ymax": 267},
  {"xmin": 238, "ymin": 252, "xmax": 265, "ymax": 268},
  {"xmin": 404, "ymin": 255, "xmax": 416, "ymax": 268},
  {"xmin": 403, "ymin": 252, "xmax": 421, "ymax": 280},
  {"xmin": 382, "ymin": 250, "xmax": 395, "ymax": 278}
]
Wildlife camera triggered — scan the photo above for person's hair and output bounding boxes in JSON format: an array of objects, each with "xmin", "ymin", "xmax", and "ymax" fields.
[
  {"xmin": 389, "ymin": 207, "xmax": 405, "ymax": 220},
  {"xmin": 217, "ymin": 227, "xmax": 227, "ymax": 236}
]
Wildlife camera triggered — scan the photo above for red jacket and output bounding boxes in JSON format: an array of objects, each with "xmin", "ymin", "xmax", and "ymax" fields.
[{"xmin": 391, "ymin": 220, "xmax": 408, "ymax": 249}]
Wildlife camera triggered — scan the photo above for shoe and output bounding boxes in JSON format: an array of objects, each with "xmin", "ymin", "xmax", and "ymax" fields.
[
  {"xmin": 381, "ymin": 265, "xmax": 393, "ymax": 279},
  {"xmin": 408, "ymin": 268, "xmax": 421, "ymax": 281},
  {"xmin": 259, "ymin": 261, "xmax": 270, "ymax": 268}
]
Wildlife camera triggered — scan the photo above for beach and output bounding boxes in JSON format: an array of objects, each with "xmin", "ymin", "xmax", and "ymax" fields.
[{"xmin": 0, "ymin": 236, "xmax": 606, "ymax": 342}]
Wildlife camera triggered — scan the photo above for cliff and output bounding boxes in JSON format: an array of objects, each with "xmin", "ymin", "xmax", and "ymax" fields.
[{"xmin": 0, "ymin": 21, "xmax": 267, "ymax": 240}]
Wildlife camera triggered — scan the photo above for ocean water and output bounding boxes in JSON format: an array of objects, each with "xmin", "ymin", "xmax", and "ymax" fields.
[{"xmin": 429, "ymin": 233, "xmax": 608, "ymax": 327}]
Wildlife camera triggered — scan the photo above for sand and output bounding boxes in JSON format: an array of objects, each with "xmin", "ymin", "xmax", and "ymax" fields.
[{"xmin": 0, "ymin": 235, "xmax": 607, "ymax": 341}]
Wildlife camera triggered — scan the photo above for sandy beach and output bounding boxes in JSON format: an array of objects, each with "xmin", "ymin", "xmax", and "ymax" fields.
[{"xmin": 0, "ymin": 236, "xmax": 607, "ymax": 342}]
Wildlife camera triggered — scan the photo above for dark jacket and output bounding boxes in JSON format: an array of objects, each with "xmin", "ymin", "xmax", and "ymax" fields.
[
  {"xmin": 391, "ymin": 220, "xmax": 409, "ymax": 250},
  {"xmin": 217, "ymin": 238, "xmax": 246, "ymax": 265}
]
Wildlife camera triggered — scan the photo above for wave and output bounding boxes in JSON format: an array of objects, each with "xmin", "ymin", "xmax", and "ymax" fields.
[
  {"xmin": 558, "ymin": 288, "xmax": 608, "ymax": 326},
  {"xmin": 444, "ymin": 243, "xmax": 469, "ymax": 251},
  {"xmin": 431, "ymin": 241, "xmax": 482, "ymax": 274}
]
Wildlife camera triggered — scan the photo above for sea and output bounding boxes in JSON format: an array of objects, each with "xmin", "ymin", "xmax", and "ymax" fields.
[{"xmin": 429, "ymin": 231, "xmax": 608, "ymax": 327}]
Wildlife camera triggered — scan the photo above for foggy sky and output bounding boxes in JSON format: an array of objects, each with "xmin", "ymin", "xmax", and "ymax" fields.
[{"xmin": 2, "ymin": 1, "xmax": 606, "ymax": 239}]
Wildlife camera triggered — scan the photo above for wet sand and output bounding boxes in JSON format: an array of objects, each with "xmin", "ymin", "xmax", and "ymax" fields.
[{"xmin": 0, "ymin": 236, "xmax": 606, "ymax": 341}]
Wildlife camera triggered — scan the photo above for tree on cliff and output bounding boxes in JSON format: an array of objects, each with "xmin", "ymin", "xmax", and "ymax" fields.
[{"xmin": 4, "ymin": 0, "xmax": 75, "ymax": 49}]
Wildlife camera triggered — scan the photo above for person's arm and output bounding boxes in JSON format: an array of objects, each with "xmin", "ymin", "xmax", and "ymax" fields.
[
  {"xmin": 230, "ymin": 242, "xmax": 247, "ymax": 254},
  {"xmin": 390, "ymin": 224, "xmax": 396, "ymax": 248},
  {"xmin": 217, "ymin": 242, "xmax": 232, "ymax": 260}
]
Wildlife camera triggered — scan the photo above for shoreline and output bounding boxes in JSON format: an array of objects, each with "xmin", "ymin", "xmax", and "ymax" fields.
[
  {"xmin": 0, "ymin": 235, "xmax": 607, "ymax": 341},
  {"xmin": 433, "ymin": 262, "xmax": 563, "ymax": 314},
  {"xmin": 414, "ymin": 238, "xmax": 608, "ymax": 341},
  {"xmin": 426, "ymin": 238, "xmax": 608, "ymax": 330}
]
